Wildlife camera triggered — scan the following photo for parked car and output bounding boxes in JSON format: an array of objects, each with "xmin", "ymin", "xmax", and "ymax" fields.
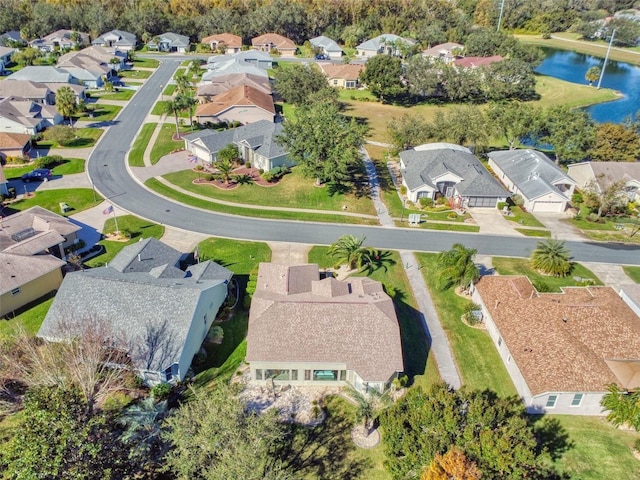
[
  {"xmin": 315, "ymin": 54, "xmax": 327, "ymax": 60},
  {"xmin": 22, "ymin": 169, "xmax": 52, "ymax": 182}
]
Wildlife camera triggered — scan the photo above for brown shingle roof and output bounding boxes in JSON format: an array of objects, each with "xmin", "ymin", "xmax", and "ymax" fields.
[
  {"xmin": 0, "ymin": 252, "xmax": 64, "ymax": 295},
  {"xmin": 318, "ymin": 63, "xmax": 364, "ymax": 81},
  {"xmin": 195, "ymin": 85, "xmax": 275, "ymax": 116},
  {"xmin": 251, "ymin": 33, "xmax": 296, "ymax": 50},
  {"xmin": 453, "ymin": 55, "xmax": 503, "ymax": 69},
  {"xmin": 197, "ymin": 73, "xmax": 271, "ymax": 97},
  {"xmin": 201, "ymin": 33, "xmax": 242, "ymax": 49},
  {"xmin": 246, "ymin": 263, "xmax": 404, "ymax": 382},
  {"xmin": 0, "ymin": 132, "xmax": 31, "ymax": 149},
  {"xmin": 475, "ymin": 275, "xmax": 640, "ymax": 394}
]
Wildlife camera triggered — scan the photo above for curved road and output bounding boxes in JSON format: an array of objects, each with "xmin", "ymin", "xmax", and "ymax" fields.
[{"xmin": 88, "ymin": 58, "xmax": 640, "ymax": 265}]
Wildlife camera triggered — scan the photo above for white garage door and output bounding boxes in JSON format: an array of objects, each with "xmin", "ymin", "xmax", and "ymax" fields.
[{"xmin": 532, "ymin": 201, "xmax": 564, "ymax": 213}]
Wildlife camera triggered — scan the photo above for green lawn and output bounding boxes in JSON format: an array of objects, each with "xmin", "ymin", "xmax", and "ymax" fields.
[
  {"xmin": 515, "ymin": 228, "xmax": 552, "ymax": 237},
  {"xmin": 150, "ymin": 123, "xmax": 183, "ymax": 164},
  {"xmin": 570, "ymin": 216, "xmax": 617, "ymax": 231},
  {"xmin": 492, "ymin": 257, "xmax": 603, "ymax": 292},
  {"xmin": 414, "ymin": 253, "xmax": 517, "ymax": 397},
  {"xmin": 161, "ymin": 167, "xmax": 376, "ymax": 215},
  {"xmin": 96, "ymin": 89, "xmax": 135, "ymax": 101},
  {"xmin": 5, "ymin": 188, "xmax": 101, "ymax": 216},
  {"xmin": 338, "ymin": 89, "xmax": 377, "ymax": 102},
  {"xmin": 504, "ymin": 206, "xmax": 546, "ymax": 227},
  {"xmin": 545, "ymin": 415, "xmax": 640, "ymax": 480},
  {"xmin": 0, "ymin": 297, "xmax": 53, "ymax": 339},
  {"xmin": 623, "ymin": 266, "xmax": 640, "ymax": 283},
  {"xmin": 120, "ymin": 69, "xmax": 152, "ymax": 79},
  {"xmin": 40, "ymin": 128, "xmax": 103, "ymax": 148},
  {"xmin": 151, "ymin": 100, "xmax": 189, "ymax": 118},
  {"xmin": 308, "ymin": 246, "xmax": 439, "ymax": 390},
  {"xmin": 128, "ymin": 123, "xmax": 157, "ymax": 167},
  {"xmin": 145, "ymin": 178, "xmax": 380, "ymax": 224},
  {"xmin": 2, "ymin": 158, "xmax": 84, "ymax": 179},
  {"xmin": 132, "ymin": 58, "xmax": 160, "ymax": 68},
  {"xmin": 84, "ymin": 215, "xmax": 164, "ymax": 268},
  {"xmin": 163, "ymin": 84, "xmax": 176, "ymax": 96},
  {"xmin": 75, "ymin": 104, "xmax": 122, "ymax": 122}
]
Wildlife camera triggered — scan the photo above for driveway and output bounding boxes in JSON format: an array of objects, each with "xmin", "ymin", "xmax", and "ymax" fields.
[
  {"xmin": 467, "ymin": 207, "xmax": 520, "ymax": 236},
  {"xmin": 534, "ymin": 213, "xmax": 585, "ymax": 241}
]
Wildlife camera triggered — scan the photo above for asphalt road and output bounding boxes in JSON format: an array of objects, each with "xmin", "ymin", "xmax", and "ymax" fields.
[{"xmin": 88, "ymin": 58, "xmax": 640, "ymax": 266}]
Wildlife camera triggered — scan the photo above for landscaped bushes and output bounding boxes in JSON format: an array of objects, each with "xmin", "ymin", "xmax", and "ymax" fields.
[
  {"xmin": 261, "ymin": 166, "xmax": 290, "ymax": 183},
  {"xmin": 35, "ymin": 155, "xmax": 63, "ymax": 169}
]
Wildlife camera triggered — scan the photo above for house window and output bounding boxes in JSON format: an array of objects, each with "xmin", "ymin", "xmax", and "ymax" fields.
[
  {"xmin": 10, "ymin": 287, "xmax": 20, "ymax": 296},
  {"xmin": 571, "ymin": 393, "xmax": 584, "ymax": 407},
  {"xmin": 546, "ymin": 395, "xmax": 558, "ymax": 408},
  {"xmin": 265, "ymin": 369, "xmax": 289, "ymax": 381},
  {"xmin": 304, "ymin": 370, "xmax": 311, "ymax": 381},
  {"xmin": 255, "ymin": 369, "xmax": 263, "ymax": 380},
  {"xmin": 333, "ymin": 79, "xmax": 338, "ymax": 85},
  {"xmin": 313, "ymin": 370, "xmax": 338, "ymax": 381},
  {"xmin": 291, "ymin": 370, "xmax": 298, "ymax": 381},
  {"xmin": 340, "ymin": 370, "xmax": 347, "ymax": 381},
  {"xmin": 416, "ymin": 191, "xmax": 431, "ymax": 199}
]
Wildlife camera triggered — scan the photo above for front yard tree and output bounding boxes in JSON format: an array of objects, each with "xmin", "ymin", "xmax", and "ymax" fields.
[
  {"xmin": 486, "ymin": 101, "xmax": 537, "ymax": 150},
  {"xmin": 591, "ymin": 122, "xmax": 640, "ymax": 162},
  {"xmin": 530, "ymin": 238, "xmax": 572, "ymax": 277},
  {"xmin": 278, "ymin": 101, "xmax": 366, "ymax": 191},
  {"xmin": 582, "ymin": 176, "xmax": 629, "ymax": 218},
  {"xmin": 585, "ymin": 66, "xmax": 601, "ymax": 86},
  {"xmin": 163, "ymin": 95, "xmax": 189, "ymax": 137},
  {"xmin": 434, "ymin": 243, "xmax": 479, "ymax": 291},
  {"xmin": 218, "ymin": 143, "xmax": 239, "ymax": 164},
  {"xmin": 423, "ymin": 446, "xmax": 481, "ymax": 480},
  {"xmin": 273, "ymin": 63, "xmax": 331, "ymax": 106},
  {"xmin": 11, "ymin": 46, "xmax": 41, "ymax": 66},
  {"xmin": 328, "ymin": 235, "xmax": 377, "ymax": 271},
  {"xmin": 360, "ymin": 54, "xmax": 406, "ymax": 101},
  {"xmin": 404, "ymin": 55, "xmax": 440, "ymax": 98},
  {"xmin": 601, "ymin": 383, "xmax": 640, "ymax": 430},
  {"xmin": 55, "ymin": 86, "xmax": 78, "ymax": 124},
  {"xmin": 46, "ymin": 124, "xmax": 77, "ymax": 146},
  {"xmin": 387, "ymin": 113, "xmax": 434, "ymax": 154}
]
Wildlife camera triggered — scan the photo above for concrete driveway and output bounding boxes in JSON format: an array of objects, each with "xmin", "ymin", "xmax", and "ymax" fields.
[
  {"xmin": 467, "ymin": 207, "xmax": 521, "ymax": 236},
  {"xmin": 534, "ymin": 213, "xmax": 585, "ymax": 241}
]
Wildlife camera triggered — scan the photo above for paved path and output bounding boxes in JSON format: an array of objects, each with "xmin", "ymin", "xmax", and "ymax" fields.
[
  {"xmin": 582, "ymin": 262, "xmax": 635, "ymax": 292},
  {"xmin": 534, "ymin": 213, "xmax": 586, "ymax": 241},
  {"xmin": 468, "ymin": 207, "xmax": 522, "ymax": 236},
  {"xmin": 34, "ymin": 147, "xmax": 94, "ymax": 160},
  {"xmin": 268, "ymin": 242, "xmax": 312, "ymax": 265},
  {"xmin": 362, "ymin": 147, "xmax": 394, "ymax": 227}
]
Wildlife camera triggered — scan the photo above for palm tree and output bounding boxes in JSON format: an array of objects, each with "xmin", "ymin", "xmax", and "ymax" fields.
[
  {"xmin": 162, "ymin": 95, "xmax": 190, "ymax": 137},
  {"xmin": 600, "ymin": 383, "xmax": 640, "ymax": 431},
  {"xmin": 215, "ymin": 157, "xmax": 234, "ymax": 184},
  {"xmin": 55, "ymin": 86, "xmax": 78, "ymax": 125},
  {"xmin": 119, "ymin": 396, "xmax": 169, "ymax": 462},
  {"xmin": 585, "ymin": 66, "xmax": 601, "ymax": 86},
  {"xmin": 435, "ymin": 243, "xmax": 479, "ymax": 291},
  {"xmin": 530, "ymin": 239, "xmax": 572, "ymax": 277},
  {"xmin": 328, "ymin": 235, "xmax": 378, "ymax": 271},
  {"xmin": 349, "ymin": 386, "xmax": 391, "ymax": 436}
]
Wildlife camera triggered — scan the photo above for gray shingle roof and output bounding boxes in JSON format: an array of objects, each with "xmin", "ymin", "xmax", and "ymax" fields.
[
  {"xmin": 92, "ymin": 30, "xmax": 136, "ymax": 47},
  {"xmin": 157, "ymin": 32, "xmax": 190, "ymax": 48},
  {"xmin": 488, "ymin": 149, "xmax": 576, "ymax": 201},
  {"xmin": 310, "ymin": 35, "xmax": 343, "ymax": 54},
  {"xmin": 0, "ymin": 206, "xmax": 80, "ymax": 253},
  {"xmin": 400, "ymin": 144, "xmax": 508, "ymax": 197},
  {"xmin": 0, "ymin": 252, "xmax": 64, "ymax": 295},
  {"xmin": 357, "ymin": 34, "xmax": 415, "ymax": 51},
  {"xmin": 7, "ymin": 66, "xmax": 75, "ymax": 83}
]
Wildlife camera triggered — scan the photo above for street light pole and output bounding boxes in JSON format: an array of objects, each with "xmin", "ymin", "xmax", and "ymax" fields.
[{"xmin": 160, "ymin": 84, "xmax": 164, "ymax": 101}]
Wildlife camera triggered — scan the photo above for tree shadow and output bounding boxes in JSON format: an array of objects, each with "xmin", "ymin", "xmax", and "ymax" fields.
[{"xmin": 528, "ymin": 414, "xmax": 574, "ymax": 461}]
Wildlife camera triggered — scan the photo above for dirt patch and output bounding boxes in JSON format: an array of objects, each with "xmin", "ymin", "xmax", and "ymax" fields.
[
  {"xmin": 351, "ymin": 425, "xmax": 381, "ymax": 449},
  {"xmin": 104, "ymin": 232, "xmax": 130, "ymax": 242}
]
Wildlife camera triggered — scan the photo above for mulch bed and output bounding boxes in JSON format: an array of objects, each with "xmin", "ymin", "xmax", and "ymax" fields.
[{"xmin": 191, "ymin": 166, "xmax": 281, "ymax": 189}]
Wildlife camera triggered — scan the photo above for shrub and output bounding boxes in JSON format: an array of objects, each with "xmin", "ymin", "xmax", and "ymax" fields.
[
  {"xmin": 45, "ymin": 125, "xmax": 77, "ymax": 146},
  {"xmin": 436, "ymin": 196, "xmax": 447, "ymax": 205},
  {"xmin": 195, "ymin": 164, "xmax": 203, "ymax": 171},
  {"xmin": 245, "ymin": 161, "xmax": 251, "ymax": 168},
  {"xmin": 261, "ymin": 171, "xmax": 274, "ymax": 182},
  {"xmin": 5, "ymin": 155, "xmax": 30, "ymax": 165},
  {"xmin": 35, "ymin": 154, "xmax": 63, "ymax": 169},
  {"xmin": 447, "ymin": 212, "xmax": 457, "ymax": 219},
  {"xmin": 571, "ymin": 193, "xmax": 583, "ymax": 204},
  {"xmin": 206, "ymin": 325, "xmax": 224, "ymax": 343},
  {"xmin": 532, "ymin": 280, "xmax": 551, "ymax": 292},
  {"xmin": 419, "ymin": 197, "xmax": 434, "ymax": 208},
  {"xmin": 512, "ymin": 194, "xmax": 524, "ymax": 207},
  {"xmin": 151, "ymin": 382, "xmax": 172, "ymax": 400},
  {"xmin": 497, "ymin": 201, "xmax": 508, "ymax": 210},
  {"xmin": 399, "ymin": 185, "xmax": 407, "ymax": 195},
  {"xmin": 586, "ymin": 212, "xmax": 604, "ymax": 223}
]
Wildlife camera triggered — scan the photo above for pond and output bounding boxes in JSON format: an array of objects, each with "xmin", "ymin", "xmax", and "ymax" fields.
[{"xmin": 535, "ymin": 47, "xmax": 640, "ymax": 123}]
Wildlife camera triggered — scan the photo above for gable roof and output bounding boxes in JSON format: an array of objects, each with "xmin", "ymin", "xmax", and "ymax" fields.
[
  {"xmin": 474, "ymin": 276, "xmax": 640, "ymax": 394},
  {"xmin": 202, "ymin": 61, "xmax": 268, "ymax": 80},
  {"xmin": 454, "ymin": 55, "xmax": 503, "ymax": 69},
  {"xmin": 422, "ymin": 42, "xmax": 464, "ymax": 57},
  {"xmin": 0, "ymin": 31, "xmax": 25, "ymax": 45},
  {"xmin": 92, "ymin": 30, "xmax": 136, "ymax": 47},
  {"xmin": 7, "ymin": 66, "xmax": 76, "ymax": 83},
  {"xmin": 58, "ymin": 46, "xmax": 119, "ymax": 67},
  {"xmin": 0, "ymin": 97, "xmax": 50, "ymax": 129},
  {"xmin": 197, "ymin": 73, "xmax": 271, "ymax": 97},
  {"xmin": 0, "ymin": 131, "xmax": 32, "ymax": 149},
  {"xmin": 0, "ymin": 252, "xmax": 65, "ymax": 295},
  {"xmin": 357, "ymin": 33, "xmax": 416, "ymax": 51},
  {"xmin": 201, "ymin": 33, "xmax": 242, "ymax": 49},
  {"xmin": 318, "ymin": 62, "xmax": 364, "ymax": 81},
  {"xmin": 37, "ymin": 238, "xmax": 232, "ymax": 372},
  {"xmin": 246, "ymin": 263, "xmax": 403, "ymax": 382},
  {"xmin": 0, "ymin": 46, "xmax": 16, "ymax": 59},
  {"xmin": 184, "ymin": 119, "xmax": 286, "ymax": 160},
  {"xmin": 400, "ymin": 143, "xmax": 508, "ymax": 197},
  {"xmin": 309, "ymin": 35, "xmax": 343, "ymax": 54},
  {"xmin": 488, "ymin": 149, "xmax": 576, "ymax": 201},
  {"xmin": 251, "ymin": 33, "xmax": 296, "ymax": 50},
  {"xmin": 0, "ymin": 80, "xmax": 52, "ymax": 101},
  {"xmin": 155, "ymin": 32, "xmax": 190, "ymax": 47},
  {"xmin": 570, "ymin": 161, "xmax": 640, "ymax": 190},
  {"xmin": 196, "ymin": 85, "xmax": 274, "ymax": 117},
  {"xmin": 207, "ymin": 50, "xmax": 271, "ymax": 68}
]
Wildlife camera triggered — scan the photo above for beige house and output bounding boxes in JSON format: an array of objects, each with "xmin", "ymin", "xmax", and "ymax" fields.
[
  {"xmin": 0, "ymin": 97, "xmax": 63, "ymax": 135},
  {"xmin": 317, "ymin": 63, "xmax": 364, "ymax": 89},
  {"xmin": 471, "ymin": 275, "xmax": 640, "ymax": 415},
  {"xmin": 197, "ymin": 73, "xmax": 271, "ymax": 102},
  {"xmin": 246, "ymin": 263, "xmax": 404, "ymax": 393},
  {"xmin": 202, "ymin": 33, "xmax": 242, "ymax": 53},
  {"xmin": 0, "ymin": 131, "xmax": 31, "ymax": 161},
  {"xmin": 567, "ymin": 161, "xmax": 640, "ymax": 203},
  {"xmin": 195, "ymin": 85, "xmax": 275, "ymax": 125},
  {"xmin": 251, "ymin": 33, "xmax": 296, "ymax": 57},
  {"xmin": 422, "ymin": 42, "xmax": 464, "ymax": 63},
  {"xmin": 0, "ymin": 206, "xmax": 80, "ymax": 317}
]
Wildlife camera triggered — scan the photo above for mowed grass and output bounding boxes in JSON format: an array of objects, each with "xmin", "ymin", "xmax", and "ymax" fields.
[
  {"xmin": 3, "ymin": 158, "xmax": 84, "ymax": 179},
  {"xmin": 515, "ymin": 228, "xmax": 552, "ymax": 237},
  {"xmin": 150, "ymin": 123, "xmax": 183, "ymax": 164},
  {"xmin": 40, "ymin": 128, "xmax": 103, "ymax": 148},
  {"xmin": 84, "ymin": 215, "xmax": 164, "ymax": 268},
  {"xmin": 120, "ymin": 69, "xmax": 152, "ymax": 79},
  {"xmin": 151, "ymin": 100, "xmax": 190, "ymax": 118},
  {"xmin": 492, "ymin": 257, "xmax": 603, "ymax": 291},
  {"xmin": 128, "ymin": 123, "xmax": 157, "ymax": 167},
  {"xmin": 623, "ymin": 266, "xmax": 640, "ymax": 283},
  {"xmin": 162, "ymin": 167, "xmax": 376, "ymax": 215},
  {"xmin": 414, "ymin": 253, "xmax": 517, "ymax": 397},
  {"xmin": 132, "ymin": 58, "xmax": 160, "ymax": 68},
  {"xmin": 6, "ymin": 188, "xmax": 101, "ymax": 216},
  {"xmin": 0, "ymin": 297, "xmax": 53, "ymax": 339},
  {"xmin": 96, "ymin": 89, "xmax": 135, "ymax": 101},
  {"xmin": 75, "ymin": 104, "xmax": 122, "ymax": 122},
  {"xmin": 308, "ymin": 247, "xmax": 440, "ymax": 390},
  {"xmin": 504, "ymin": 206, "xmax": 546, "ymax": 227},
  {"xmin": 163, "ymin": 84, "xmax": 176, "ymax": 96},
  {"xmin": 546, "ymin": 415, "xmax": 640, "ymax": 480}
]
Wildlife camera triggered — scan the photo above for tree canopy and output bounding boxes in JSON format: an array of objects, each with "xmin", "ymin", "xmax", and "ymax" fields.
[
  {"xmin": 591, "ymin": 123, "xmax": 640, "ymax": 162},
  {"xmin": 530, "ymin": 239, "xmax": 573, "ymax": 277},
  {"xmin": 360, "ymin": 54, "xmax": 406, "ymax": 101},
  {"xmin": 434, "ymin": 243, "xmax": 479, "ymax": 291},
  {"xmin": 273, "ymin": 63, "xmax": 334, "ymax": 106}
]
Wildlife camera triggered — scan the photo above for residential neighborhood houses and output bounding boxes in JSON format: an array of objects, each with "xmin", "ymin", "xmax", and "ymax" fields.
[{"xmin": 0, "ymin": 10, "xmax": 640, "ymax": 479}]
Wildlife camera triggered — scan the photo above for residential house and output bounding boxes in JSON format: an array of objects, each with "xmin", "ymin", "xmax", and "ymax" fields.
[
  {"xmin": 317, "ymin": 62, "xmax": 364, "ymax": 89},
  {"xmin": 147, "ymin": 33, "xmax": 190, "ymax": 53},
  {"xmin": 0, "ymin": 31, "xmax": 26, "ymax": 47},
  {"xmin": 0, "ymin": 131, "xmax": 31, "ymax": 161},
  {"xmin": 251, "ymin": 33, "xmax": 296, "ymax": 57},
  {"xmin": 6, "ymin": 66, "xmax": 80, "ymax": 85},
  {"xmin": 183, "ymin": 120, "xmax": 291, "ymax": 171},
  {"xmin": 453, "ymin": 55, "xmax": 503, "ymax": 69},
  {"xmin": 202, "ymin": 33, "xmax": 242, "ymax": 54},
  {"xmin": 92, "ymin": 30, "xmax": 137, "ymax": 51},
  {"xmin": 400, "ymin": 143, "xmax": 508, "ymax": 207},
  {"xmin": 471, "ymin": 275, "xmax": 640, "ymax": 415},
  {"xmin": 0, "ymin": 80, "xmax": 55, "ymax": 105},
  {"xmin": 421, "ymin": 42, "xmax": 464, "ymax": 63},
  {"xmin": 309, "ymin": 35, "xmax": 343, "ymax": 59},
  {"xmin": 246, "ymin": 263, "xmax": 404, "ymax": 393},
  {"xmin": 30, "ymin": 29, "xmax": 89, "ymax": 52},
  {"xmin": 57, "ymin": 46, "xmax": 124, "ymax": 88},
  {"xmin": 568, "ymin": 161, "xmax": 640, "ymax": 203},
  {"xmin": 37, "ymin": 238, "xmax": 232, "ymax": 384},
  {"xmin": 356, "ymin": 34, "xmax": 416, "ymax": 58},
  {"xmin": 206, "ymin": 50, "xmax": 272, "ymax": 71},
  {"xmin": 201, "ymin": 61, "xmax": 268, "ymax": 82},
  {"xmin": 197, "ymin": 73, "xmax": 271, "ymax": 102},
  {"xmin": 0, "ymin": 46, "xmax": 16, "ymax": 73},
  {"xmin": 620, "ymin": 284, "xmax": 640, "ymax": 318},
  {"xmin": 0, "ymin": 206, "xmax": 81, "ymax": 317},
  {"xmin": 488, "ymin": 149, "xmax": 577, "ymax": 213},
  {"xmin": 0, "ymin": 97, "xmax": 62, "ymax": 134},
  {"xmin": 195, "ymin": 85, "xmax": 275, "ymax": 125}
]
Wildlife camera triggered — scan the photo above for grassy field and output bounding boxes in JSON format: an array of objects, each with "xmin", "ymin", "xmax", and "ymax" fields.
[
  {"xmin": 0, "ymin": 297, "xmax": 53, "ymax": 339},
  {"xmin": 2, "ymin": 158, "xmax": 84, "ymax": 179},
  {"xmin": 163, "ymin": 84, "xmax": 176, "ymax": 96},
  {"xmin": 161, "ymin": 167, "xmax": 376, "ymax": 215},
  {"xmin": 515, "ymin": 228, "xmax": 552, "ymax": 237},
  {"xmin": 128, "ymin": 123, "xmax": 157, "ymax": 167},
  {"xmin": 151, "ymin": 100, "xmax": 190, "ymax": 118},
  {"xmin": 623, "ymin": 266, "xmax": 640, "ymax": 283},
  {"xmin": 96, "ymin": 89, "xmax": 135, "ymax": 101},
  {"xmin": 84, "ymin": 215, "xmax": 165, "ymax": 268},
  {"xmin": 414, "ymin": 253, "xmax": 517, "ymax": 397},
  {"xmin": 150, "ymin": 123, "xmax": 183, "ymax": 164},
  {"xmin": 492, "ymin": 257, "xmax": 602, "ymax": 291},
  {"xmin": 4, "ymin": 188, "xmax": 101, "ymax": 216},
  {"xmin": 132, "ymin": 58, "xmax": 160, "ymax": 68},
  {"xmin": 39, "ymin": 128, "xmax": 103, "ymax": 148},
  {"xmin": 75, "ymin": 104, "xmax": 122, "ymax": 122},
  {"xmin": 120, "ymin": 69, "xmax": 152, "ymax": 79},
  {"xmin": 517, "ymin": 33, "xmax": 640, "ymax": 66},
  {"xmin": 308, "ymin": 246, "xmax": 440, "ymax": 390}
]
